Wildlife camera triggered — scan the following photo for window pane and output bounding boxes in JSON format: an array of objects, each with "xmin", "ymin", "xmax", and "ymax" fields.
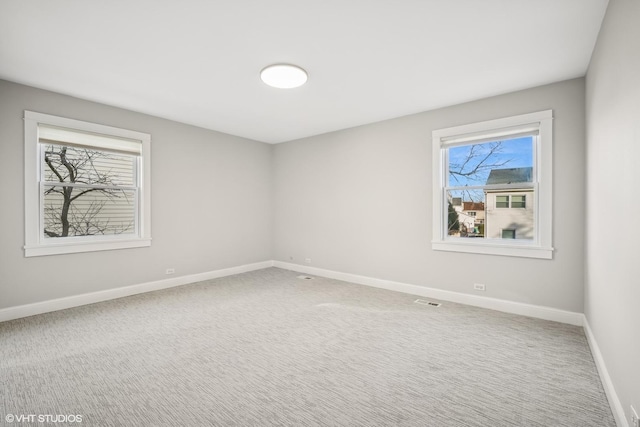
[
  {"xmin": 448, "ymin": 136, "xmax": 533, "ymax": 187},
  {"xmin": 43, "ymin": 186, "xmax": 136, "ymax": 238},
  {"xmin": 42, "ymin": 144, "xmax": 135, "ymax": 187},
  {"xmin": 501, "ymin": 229, "xmax": 516, "ymax": 239},
  {"xmin": 511, "ymin": 195, "xmax": 526, "ymax": 208},
  {"xmin": 446, "ymin": 190, "xmax": 486, "ymax": 238},
  {"xmin": 496, "ymin": 195, "xmax": 509, "ymax": 208}
]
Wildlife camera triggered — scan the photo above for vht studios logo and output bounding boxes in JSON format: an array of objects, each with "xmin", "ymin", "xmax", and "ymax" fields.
[{"xmin": 5, "ymin": 414, "xmax": 83, "ymax": 423}]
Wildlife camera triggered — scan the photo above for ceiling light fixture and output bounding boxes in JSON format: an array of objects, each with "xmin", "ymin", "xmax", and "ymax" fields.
[{"xmin": 260, "ymin": 64, "xmax": 308, "ymax": 89}]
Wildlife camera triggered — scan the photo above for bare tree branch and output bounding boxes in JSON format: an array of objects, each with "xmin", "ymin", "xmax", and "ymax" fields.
[
  {"xmin": 449, "ymin": 141, "xmax": 511, "ymax": 185},
  {"xmin": 42, "ymin": 145, "xmax": 134, "ymax": 238}
]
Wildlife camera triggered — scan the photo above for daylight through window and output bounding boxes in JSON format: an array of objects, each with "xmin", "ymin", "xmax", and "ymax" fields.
[
  {"xmin": 432, "ymin": 110, "xmax": 553, "ymax": 259},
  {"xmin": 447, "ymin": 136, "xmax": 534, "ymax": 240},
  {"xmin": 24, "ymin": 112, "xmax": 151, "ymax": 257}
]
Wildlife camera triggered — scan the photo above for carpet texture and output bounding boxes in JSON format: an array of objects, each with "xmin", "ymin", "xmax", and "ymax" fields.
[{"xmin": 0, "ymin": 267, "xmax": 615, "ymax": 426}]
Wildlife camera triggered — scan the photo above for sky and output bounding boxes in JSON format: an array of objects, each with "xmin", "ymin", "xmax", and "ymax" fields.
[{"xmin": 448, "ymin": 136, "xmax": 533, "ymax": 187}]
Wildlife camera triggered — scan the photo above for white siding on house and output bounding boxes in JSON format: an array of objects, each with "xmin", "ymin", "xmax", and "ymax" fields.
[
  {"xmin": 41, "ymin": 143, "xmax": 138, "ymax": 238},
  {"xmin": 43, "ymin": 187, "xmax": 136, "ymax": 237},
  {"xmin": 485, "ymin": 190, "xmax": 534, "ymax": 239}
]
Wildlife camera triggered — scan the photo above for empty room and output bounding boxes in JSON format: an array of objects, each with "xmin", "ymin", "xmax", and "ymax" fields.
[{"xmin": 0, "ymin": 1, "xmax": 638, "ymax": 426}]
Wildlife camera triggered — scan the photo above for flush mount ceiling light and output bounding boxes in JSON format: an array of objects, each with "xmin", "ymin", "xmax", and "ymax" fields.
[{"xmin": 260, "ymin": 64, "xmax": 308, "ymax": 89}]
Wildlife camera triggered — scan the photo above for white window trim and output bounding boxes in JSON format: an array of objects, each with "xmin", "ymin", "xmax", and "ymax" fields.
[
  {"xmin": 24, "ymin": 111, "xmax": 151, "ymax": 257},
  {"xmin": 431, "ymin": 110, "xmax": 553, "ymax": 259}
]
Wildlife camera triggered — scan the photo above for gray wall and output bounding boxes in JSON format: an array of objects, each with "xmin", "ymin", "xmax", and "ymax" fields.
[
  {"xmin": 274, "ymin": 78, "xmax": 586, "ymax": 312},
  {"xmin": 0, "ymin": 78, "xmax": 588, "ymax": 315},
  {"xmin": 0, "ymin": 80, "xmax": 273, "ymax": 309},
  {"xmin": 585, "ymin": 0, "xmax": 640, "ymax": 422}
]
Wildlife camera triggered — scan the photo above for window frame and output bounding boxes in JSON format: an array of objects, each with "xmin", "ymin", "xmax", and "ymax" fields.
[
  {"xmin": 511, "ymin": 194, "xmax": 526, "ymax": 209},
  {"xmin": 431, "ymin": 110, "xmax": 553, "ymax": 259},
  {"xmin": 496, "ymin": 195, "xmax": 510, "ymax": 209},
  {"xmin": 24, "ymin": 111, "xmax": 152, "ymax": 257}
]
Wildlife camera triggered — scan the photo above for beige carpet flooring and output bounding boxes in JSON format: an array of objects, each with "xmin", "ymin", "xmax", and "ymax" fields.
[{"xmin": 0, "ymin": 267, "xmax": 615, "ymax": 426}]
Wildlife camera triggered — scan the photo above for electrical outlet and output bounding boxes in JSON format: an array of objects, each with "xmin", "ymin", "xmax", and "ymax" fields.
[
  {"xmin": 305, "ymin": 258, "xmax": 312, "ymax": 264},
  {"xmin": 631, "ymin": 405, "xmax": 639, "ymax": 427},
  {"xmin": 473, "ymin": 283, "xmax": 486, "ymax": 291},
  {"xmin": 165, "ymin": 268, "xmax": 175, "ymax": 275}
]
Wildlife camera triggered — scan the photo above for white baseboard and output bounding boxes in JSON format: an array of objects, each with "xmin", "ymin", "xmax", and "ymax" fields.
[
  {"xmin": 0, "ymin": 259, "xmax": 582, "ymax": 327},
  {"xmin": 0, "ymin": 260, "xmax": 274, "ymax": 323},
  {"xmin": 273, "ymin": 261, "xmax": 583, "ymax": 326},
  {"xmin": 583, "ymin": 316, "xmax": 628, "ymax": 427}
]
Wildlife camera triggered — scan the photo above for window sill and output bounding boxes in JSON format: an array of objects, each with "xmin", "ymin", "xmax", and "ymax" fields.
[
  {"xmin": 24, "ymin": 238, "xmax": 152, "ymax": 257},
  {"xmin": 432, "ymin": 240, "xmax": 553, "ymax": 259}
]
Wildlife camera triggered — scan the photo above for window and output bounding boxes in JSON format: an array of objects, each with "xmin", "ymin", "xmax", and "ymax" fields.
[
  {"xmin": 496, "ymin": 195, "xmax": 510, "ymax": 208},
  {"xmin": 501, "ymin": 229, "xmax": 516, "ymax": 239},
  {"xmin": 432, "ymin": 110, "xmax": 553, "ymax": 259},
  {"xmin": 495, "ymin": 195, "xmax": 526, "ymax": 209},
  {"xmin": 24, "ymin": 111, "xmax": 151, "ymax": 257},
  {"xmin": 511, "ymin": 195, "xmax": 526, "ymax": 208}
]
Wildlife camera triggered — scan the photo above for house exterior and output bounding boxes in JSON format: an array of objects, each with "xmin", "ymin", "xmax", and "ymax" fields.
[
  {"xmin": 450, "ymin": 198, "xmax": 485, "ymax": 237},
  {"xmin": 459, "ymin": 201, "xmax": 485, "ymax": 237},
  {"xmin": 484, "ymin": 167, "xmax": 534, "ymax": 240}
]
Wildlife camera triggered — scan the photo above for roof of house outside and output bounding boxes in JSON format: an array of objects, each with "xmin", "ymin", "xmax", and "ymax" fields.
[
  {"xmin": 463, "ymin": 202, "xmax": 485, "ymax": 211},
  {"xmin": 486, "ymin": 167, "xmax": 532, "ymax": 185}
]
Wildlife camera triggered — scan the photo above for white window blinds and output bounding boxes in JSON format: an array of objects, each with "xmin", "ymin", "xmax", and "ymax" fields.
[{"xmin": 38, "ymin": 124, "xmax": 142, "ymax": 155}]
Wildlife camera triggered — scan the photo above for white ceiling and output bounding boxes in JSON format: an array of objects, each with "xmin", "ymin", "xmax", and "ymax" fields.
[{"xmin": 0, "ymin": 0, "xmax": 608, "ymax": 144}]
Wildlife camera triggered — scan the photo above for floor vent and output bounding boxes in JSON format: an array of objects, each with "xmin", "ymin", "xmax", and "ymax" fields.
[
  {"xmin": 414, "ymin": 299, "xmax": 441, "ymax": 307},
  {"xmin": 297, "ymin": 275, "xmax": 314, "ymax": 280}
]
